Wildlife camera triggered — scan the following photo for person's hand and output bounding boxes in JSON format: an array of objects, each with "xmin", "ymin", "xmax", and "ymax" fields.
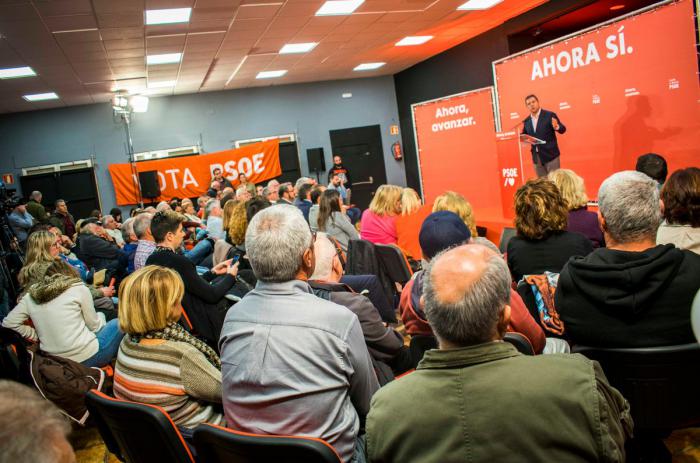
[
  {"xmin": 101, "ymin": 286, "xmax": 115, "ymax": 298},
  {"xmin": 211, "ymin": 259, "xmax": 232, "ymax": 275},
  {"xmin": 552, "ymin": 118, "xmax": 560, "ymax": 131},
  {"xmin": 227, "ymin": 261, "xmax": 239, "ymax": 277},
  {"xmin": 60, "ymin": 235, "xmax": 72, "ymax": 246}
]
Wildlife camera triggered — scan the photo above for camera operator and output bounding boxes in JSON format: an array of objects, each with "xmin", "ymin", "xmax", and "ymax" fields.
[{"xmin": 8, "ymin": 198, "xmax": 33, "ymax": 248}]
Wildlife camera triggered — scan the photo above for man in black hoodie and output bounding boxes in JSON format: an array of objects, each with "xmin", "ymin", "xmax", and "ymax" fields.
[{"xmin": 556, "ymin": 171, "xmax": 700, "ymax": 347}]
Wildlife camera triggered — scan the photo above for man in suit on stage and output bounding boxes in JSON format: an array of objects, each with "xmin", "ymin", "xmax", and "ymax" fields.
[{"xmin": 522, "ymin": 94, "xmax": 566, "ymax": 177}]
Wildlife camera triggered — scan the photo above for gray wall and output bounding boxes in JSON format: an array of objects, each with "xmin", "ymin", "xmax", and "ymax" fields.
[{"xmin": 0, "ymin": 75, "xmax": 405, "ymax": 213}]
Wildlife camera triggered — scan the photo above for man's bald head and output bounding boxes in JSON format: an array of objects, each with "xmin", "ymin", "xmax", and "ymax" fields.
[{"xmin": 424, "ymin": 244, "xmax": 511, "ymax": 347}]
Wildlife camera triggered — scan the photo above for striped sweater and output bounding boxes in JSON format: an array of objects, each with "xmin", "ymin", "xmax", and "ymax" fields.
[{"xmin": 114, "ymin": 337, "xmax": 225, "ymax": 428}]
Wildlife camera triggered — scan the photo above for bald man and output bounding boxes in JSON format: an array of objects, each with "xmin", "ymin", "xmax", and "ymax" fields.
[{"xmin": 366, "ymin": 244, "xmax": 632, "ymax": 463}]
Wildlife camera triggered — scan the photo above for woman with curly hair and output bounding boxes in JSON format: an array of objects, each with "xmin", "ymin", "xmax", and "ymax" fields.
[
  {"xmin": 657, "ymin": 167, "xmax": 700, "ymax": 254},
  {"xmin": 507, "ymin": 178, "xmax": 593, "ymax": 282}
]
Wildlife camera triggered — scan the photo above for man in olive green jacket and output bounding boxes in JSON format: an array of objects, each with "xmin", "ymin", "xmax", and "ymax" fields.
[
  {"xmin": 366, "ymin": 244, "xmax": 632, "ymax": 463},
  {"xmin": 26, "ymin": 191, "xmax": 48, "ymax": 224}
]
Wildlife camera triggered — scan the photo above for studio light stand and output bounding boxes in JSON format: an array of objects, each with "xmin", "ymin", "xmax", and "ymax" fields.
[{"xmin": 113, "ymin": 93, "xmax": 149, "ymax": 208}]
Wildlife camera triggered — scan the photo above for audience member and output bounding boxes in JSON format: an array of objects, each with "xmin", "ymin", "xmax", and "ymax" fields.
[
  {"xmin": 237, "ymin": 172, "xmax": 256, "ymax": 196},
  {"xmin": 0, "ymin": 380, "xmax": 76, "ymax": 463},
  {"xmin": 399, "ymin": 212, "xmax": 545, "ymax": 355},
  {"xmin": 181, "ymin": 199, "xmax": 201, "ymax": 223},
  {"xmin": 26, "ymin": 190, "xmax": 48, "ymax": 224},
  {"xmin": 212, "ymin": 167, "xmax": 233, "ymax": 189},
  {"xmin": 317, "ymin": 189, "xmax": 359, "ymax": 252},
  {"xmin": 328, "ymin": 172, "xmax": 349, "ymax": 203},
  {"xmin": 121, "ymin": 217, "xmax": 138, "ymax": 273},
  {"xmin": 432, "ymin": 191, "xmax": 477, "ymax": 237},
  {"xmin": 196, "ymin": 196, "xmax": 208, "ymax": 219},
  {"xmin": 76, "ymin": 221, "xmax": 128, "ymax": 278},
  {"xmin": 3, "ymin": 259, "xmax": 122, "ymax": 367},
  {"xmin": 636, "ymin": 152, "xmax": 668, "ymax": 187},
  {"xmin": 226, "ymin": 201, "xmax": 248, "ymax": 246},
  {"xmin": 395, "ymin": 188, "xmax": 431, "ymax": 260},
  {"xmin": 89, "ymin": 209, "xmax": 103, "ymax": 221},
  {"xmin": 49, "ymin": 199, "xmax": 76, "ymax": 238},
  {"xmin": 8, "ymin": 198, "xmax": 33, "ymax": 246},
  {"xmin": 507, "ymin": 178, "xmax": 593, "ymax": 282},
  {"xmin": 278, "ymin": 183, "xmax": 293, "ymax": 204},
  {"xmin": 102, "ymin": 214, "xmax": 124, "ymax": 246},
  {"xmin": 360, "ymin": 184, "xmax": 402, "ymax": 245},
  {"xmin": 220, "ymin": 188, "xmax": 235, "ymax": 206},
  {"xmin": 146, "ymin": 211, "xmax": 238, "ymax": 346},
  {"xmin": 156, "ymin": 201, "xmax": 171, "ymax": 213},
  {"xmin": 557, "ymin": 171, "xmax": 700, "ymax": 347},
  {"xmin": 114, "ymin": 266, "xmax": 225, "ymax": 428},
  {"xmin": 657, "ymin": 167, "xmax": 700, "ymax": 254},
  {"xmin": 266, "ymin": 179, "xmax": 280, "ymax": 202},
  {"xmin": 367, "ymin": 244, "xmax": 632, "ymax": 463},
  {"xmin": 220, "ymin": 205, "xmax": 378, "ymax": 462},
  {"xmin": 294, "ymin": 182, "xmax": 314, "ymax": 222},
  {"xmin": 548, "ymin": 169, "xmax": 604, "ymax": 248},
  {"xmin": 308, "ymin": 184, "xmax": 326, "ymax": 231},
  {"xmin": 310, "ymin": 232, "xmax": 409, "ymax": 381},
  {"xmin": 133, "ymin": 212, "xmax": 156, "ymax": 271},
  {"xmin": 110, "ymin": 207, "xmax": 123, "ymax": 223},
  {"xmin": 205, "ymin": 200, "xmax": 226, "ymax": 240},
  {"xmin": 207, "ymin": 181, "xmax": 221, "ymax": 198},
  {"xmin": 245, "ymin": 197, "xmax": 271, "ymax": 222}
]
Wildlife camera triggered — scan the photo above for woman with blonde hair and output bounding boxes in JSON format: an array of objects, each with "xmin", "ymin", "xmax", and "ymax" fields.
[
  {"xmin": 548, "ymin": 169, "xmax": 604, "ymax": 248},
  {"xmin": 400, "ymin": 188, "xmax": 421, "ymax": 216},
  {"xmin": 507, "ymin": 178, "xmax": 593, "ymax": 282},
  {"xmin": 432, "ymin": 191, "xmax": 478, "ymax": 237},
  {"xmin": 360, "ymin": 184, "xmax": 403, "ymax": 244},
  {"xmin": 114, "ymin": 265, "xmax": 225, "ymax": 428}
]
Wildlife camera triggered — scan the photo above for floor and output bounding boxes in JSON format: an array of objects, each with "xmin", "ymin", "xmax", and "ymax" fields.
[{"xmin": 72, "ymin": 425, "xmax": 700, "ymax": 462}]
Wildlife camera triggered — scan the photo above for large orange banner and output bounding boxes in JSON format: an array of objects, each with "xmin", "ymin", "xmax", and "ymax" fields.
[
  {"xmin": 109, "ymin": 140, "xmax": 280, "ymax": 205},
  {"xmin": 412, "ymin": 87, "xmax": 503, "ymax": 221},
  {"xmin": 494, "ymin": 0, "xmax": 700, "ymax": 196}
]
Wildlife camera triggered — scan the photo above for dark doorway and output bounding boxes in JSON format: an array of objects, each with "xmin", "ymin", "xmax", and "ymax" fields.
[
  {"xmin": 329, "ymin": 125, "xmax": 387, "ymax": 211},
  {"xmin": 20, "ymin": 168, "xmax": 100, "ymax": 220}
]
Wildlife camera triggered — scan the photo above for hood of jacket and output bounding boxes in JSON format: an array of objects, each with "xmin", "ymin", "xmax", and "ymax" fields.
[
  {"xmin": 563, "ymin": 244, "xmax": 685, "ymax": 318},
  {"xmin": 29, "ymin": 273, "xmax": 83, "ymax": 304}
]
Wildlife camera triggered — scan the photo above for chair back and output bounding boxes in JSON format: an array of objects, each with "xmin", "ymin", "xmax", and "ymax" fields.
[
  {"xmin": 374, "ymin": 244, "xmax": 413, "ymax": 286},
  {"xmin": 573, "ymin": 343, "xmax": 700, "ymax": 431},
  {"xmin": 0, "ymin": 327, "xmax": 32, "ymax": 384},
  {"xmin": 503, "ymin": 332, "xmax": 535, "ymax": 355},
  {"xmin": 499, "ymin": 227, "xmax": 516, "ymax": 254},
  {"xmin": 408, "ymin": 334, "xmax": 438, "ymax": 369},
  {"xmin": 84, "ymin": 390, "xmax": 195, "ymax": 463},
  {"xmin": 193, "ymin": 423, "xmax": 342, "ymax": 463}
]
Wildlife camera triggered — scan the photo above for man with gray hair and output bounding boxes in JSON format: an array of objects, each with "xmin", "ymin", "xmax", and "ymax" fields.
[
  {"xmin": 220, "ymin": 205, "xmax": 379, "ymax": 463},
  {"xmin": 102, "ymin": 214, "xmax": 124, "ymax": 247},
  {"xmin": 133, "ymin": 212, "xmax": 155, "ymax": 270},
  {"xmin": 0, "ymin": 380, "xmax": 76, "ymax": 463},
  {"xmin": 557, "ymin": 171, "xmax": 700, "ymax": 347},
  {"xmin": 26, "ymin": 190, "xmax": 49, "ymax": 224},
  {"xmin": 205, "ymin": 199, "xmax": 225, "ymax": 240},
  {"xmin": 367, "ymin": 244, "xmax": 632, "ymax": 463}
]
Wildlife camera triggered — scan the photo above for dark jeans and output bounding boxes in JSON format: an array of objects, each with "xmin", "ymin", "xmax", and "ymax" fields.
[
  {"xmin": 82, "ymin": 319, "xmax": 123, "ymax": 368},
  {"xmin": 185, "ymin": 239, "xmax": 213, "ymax": 266}
]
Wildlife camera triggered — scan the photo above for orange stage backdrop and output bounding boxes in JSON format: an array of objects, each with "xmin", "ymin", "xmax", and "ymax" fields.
[
  {"xmin": 494, "ymin": 0, "xmax": 700, "ymax": 197},
  {"xmin": 109, "ymin": 140, "xmax": 280, "ymax": 205},
  {"xmin": 412, "ymin": 87, "xmax": 503, "ymax": 225}
]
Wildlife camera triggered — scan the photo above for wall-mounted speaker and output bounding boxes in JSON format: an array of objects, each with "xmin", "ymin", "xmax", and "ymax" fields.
[
  {"xmin": 306, "ymin": 147, "xmax": 325, "ymax": 173},
  {"xmin": 138, "ymin": 171, "xmax": 160, "ymax": 198}
]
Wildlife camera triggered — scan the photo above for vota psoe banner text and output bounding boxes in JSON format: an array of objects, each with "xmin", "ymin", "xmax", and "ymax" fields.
[
  {"xmin": 412, "ymin": 87, "xmax": 502, "ymax": 220},
  {"xmin": 109, "ymin": 140, "xmax": 280, "ymax": 205},
  {"xmin": 494, "ymin": 0, "xmax": 700, "ymax": 196}
]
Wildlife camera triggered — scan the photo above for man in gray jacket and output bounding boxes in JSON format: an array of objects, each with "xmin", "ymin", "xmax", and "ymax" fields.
[{"xmin": 219, "ymin": 205, "xmax": 379, "ymax": 463}]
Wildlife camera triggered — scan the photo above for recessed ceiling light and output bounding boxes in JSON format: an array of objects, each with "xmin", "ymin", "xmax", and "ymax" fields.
[
  {"xmin": 457, "ymin": 0, "xmax": 503, "ymax": 10},
  {"xmin": 0, "ymin": 66, "xmax": 36, "ymax": 79},
  {"xmin": 256, "ymin": 70, "xmax": 287, "ymax": 79},
  {"xmin": 147, "ymin": 80, "xmax": 177, "ymax": 88},
  {"xmin": 130, "ymin": 95, "xmax": 149, "ymax": 113},
  {"xmin": 146, "ymin": 53, "xmax": 183, "ymax": 65},
  {"xmin": 315, "ymin": 0, "xmax": 364, "ymax": 16},
  {"xmin": 353, "ymin": 62, "xmax": 385, "ymax": 71},
  {"xmin": 395, "ymin": 36, "xmax": 433, "ymax": 46},
  {"xmin": 145, "ymin": 8, "xmax": 192, "ymax": 25},
  {"xmin": 609, "ymin": 4, "xmax": 625, "ymax": 10},
  {"xmin": 23, "ymin": 92, "xmax": 59, "ymax": 101},
  {"xmin": 279, "ymin": 42, "xmax": 318, "ymax": 54}
]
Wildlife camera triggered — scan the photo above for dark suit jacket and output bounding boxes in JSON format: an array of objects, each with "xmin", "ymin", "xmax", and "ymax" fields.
[{"xmin": 521, "ymin": 109, "xmax": 566, "ymax": 164}]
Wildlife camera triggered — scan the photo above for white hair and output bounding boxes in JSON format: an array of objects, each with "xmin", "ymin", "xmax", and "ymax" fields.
[
  {"xmin": 310, "ymin": 232, "xmax": 337, "ymax": 281},
  {"xmin": 31, "ymin": 191, "xmax": 42, "ymax": 200},
  {"xmin": 598, "ymin": 170, "xmax": 661, "ymax": 244},
  {"xmin": 246, "ymin": 205, "xmax": 312, "ymax": 282},
  {"xmin": 156, "ymin": 201, "xmax": 170, "ymax": 212},
  {"xmin": 133, "ymin": 213, "xmax": 153, "ymax": 239},
  {"xmin": 294, "ymin": 177, "xmax": 313, "ymax": 190}
]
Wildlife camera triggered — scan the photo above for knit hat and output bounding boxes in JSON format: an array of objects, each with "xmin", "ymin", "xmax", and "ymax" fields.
[{"xmin": 419, "ymin": 211, "xmax": 471, "ymax": 260}]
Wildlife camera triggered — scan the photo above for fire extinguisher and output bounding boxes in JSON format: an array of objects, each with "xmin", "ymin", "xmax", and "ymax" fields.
[{"xmin": 392, "ymin": 142, "xmax": 402, "ymax": 161}]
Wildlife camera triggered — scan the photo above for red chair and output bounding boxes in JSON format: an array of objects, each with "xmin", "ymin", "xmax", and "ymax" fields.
[
  {"xmin": 85, "ymin": 390, "xmax": 195, "ymax": 463},
  {"xmin": 192, "ymin": 423, "xmax": 342, "ymax": 463}
]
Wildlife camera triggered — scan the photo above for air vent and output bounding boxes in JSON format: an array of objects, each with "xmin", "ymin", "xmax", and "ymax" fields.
[
  {"xmin": 134, "ymin": 145, "xmax": 201, "ymax": 162},
  {"xmin": 22, "ymin": 159, "xmax": 93, "ymax": 176}
]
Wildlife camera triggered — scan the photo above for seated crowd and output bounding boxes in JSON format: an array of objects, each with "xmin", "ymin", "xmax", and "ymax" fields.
[{"xmin": 2, "ymin": 152, "xmax": 699, "ymax": 462}]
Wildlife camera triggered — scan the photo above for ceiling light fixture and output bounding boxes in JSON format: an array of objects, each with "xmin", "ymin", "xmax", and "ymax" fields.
[
  {"xmin": 147, "ymin": 80, "xmax": 177, "ymax": 88},
  {"xmin": 145, "ymin": 8, "xmax": 192, "ymax": 25},
  {"xmin": 256, "ymin": 70, "xmax": 287, "ymax": 79},
  {"xmin": 23, "ymin": 92, "xmax": 59, "ymax": 101},
  {"xmin": 0, "ymin": 66, "xmax": 36, "ymax": 79},
  {"xmin": 315, "ymin": 0, "xmax": 364, "ymax": 16},
  {"xmin": 395, "ymin": 36, "xmax": 433, "ymax": 46},
  {"xmin": 609, "ymin": 4, "xmax": 625, "ymax": 11},
  {"xmin": 353, "ymin": 62, "xmax": 385, "ymax": 71},
  {"xmin": 130, "ymin": 95, "xmax": 149, "ymax": 113},
  {"xmin": 457, "ymin": 0, "xmax": 503, "ymax": 10},
  {"xmin": 146, "ymin": 53, "xmax": 183, "ymax": 65},
  {"xmin": 279, "ymin": 42, "xmax": 318, "ymax": 54}
]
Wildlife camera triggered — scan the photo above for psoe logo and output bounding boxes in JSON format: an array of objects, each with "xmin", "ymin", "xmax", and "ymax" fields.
[{"xmin": 502, "ymin": 167, "xmax": 518, "ymax": 186}]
